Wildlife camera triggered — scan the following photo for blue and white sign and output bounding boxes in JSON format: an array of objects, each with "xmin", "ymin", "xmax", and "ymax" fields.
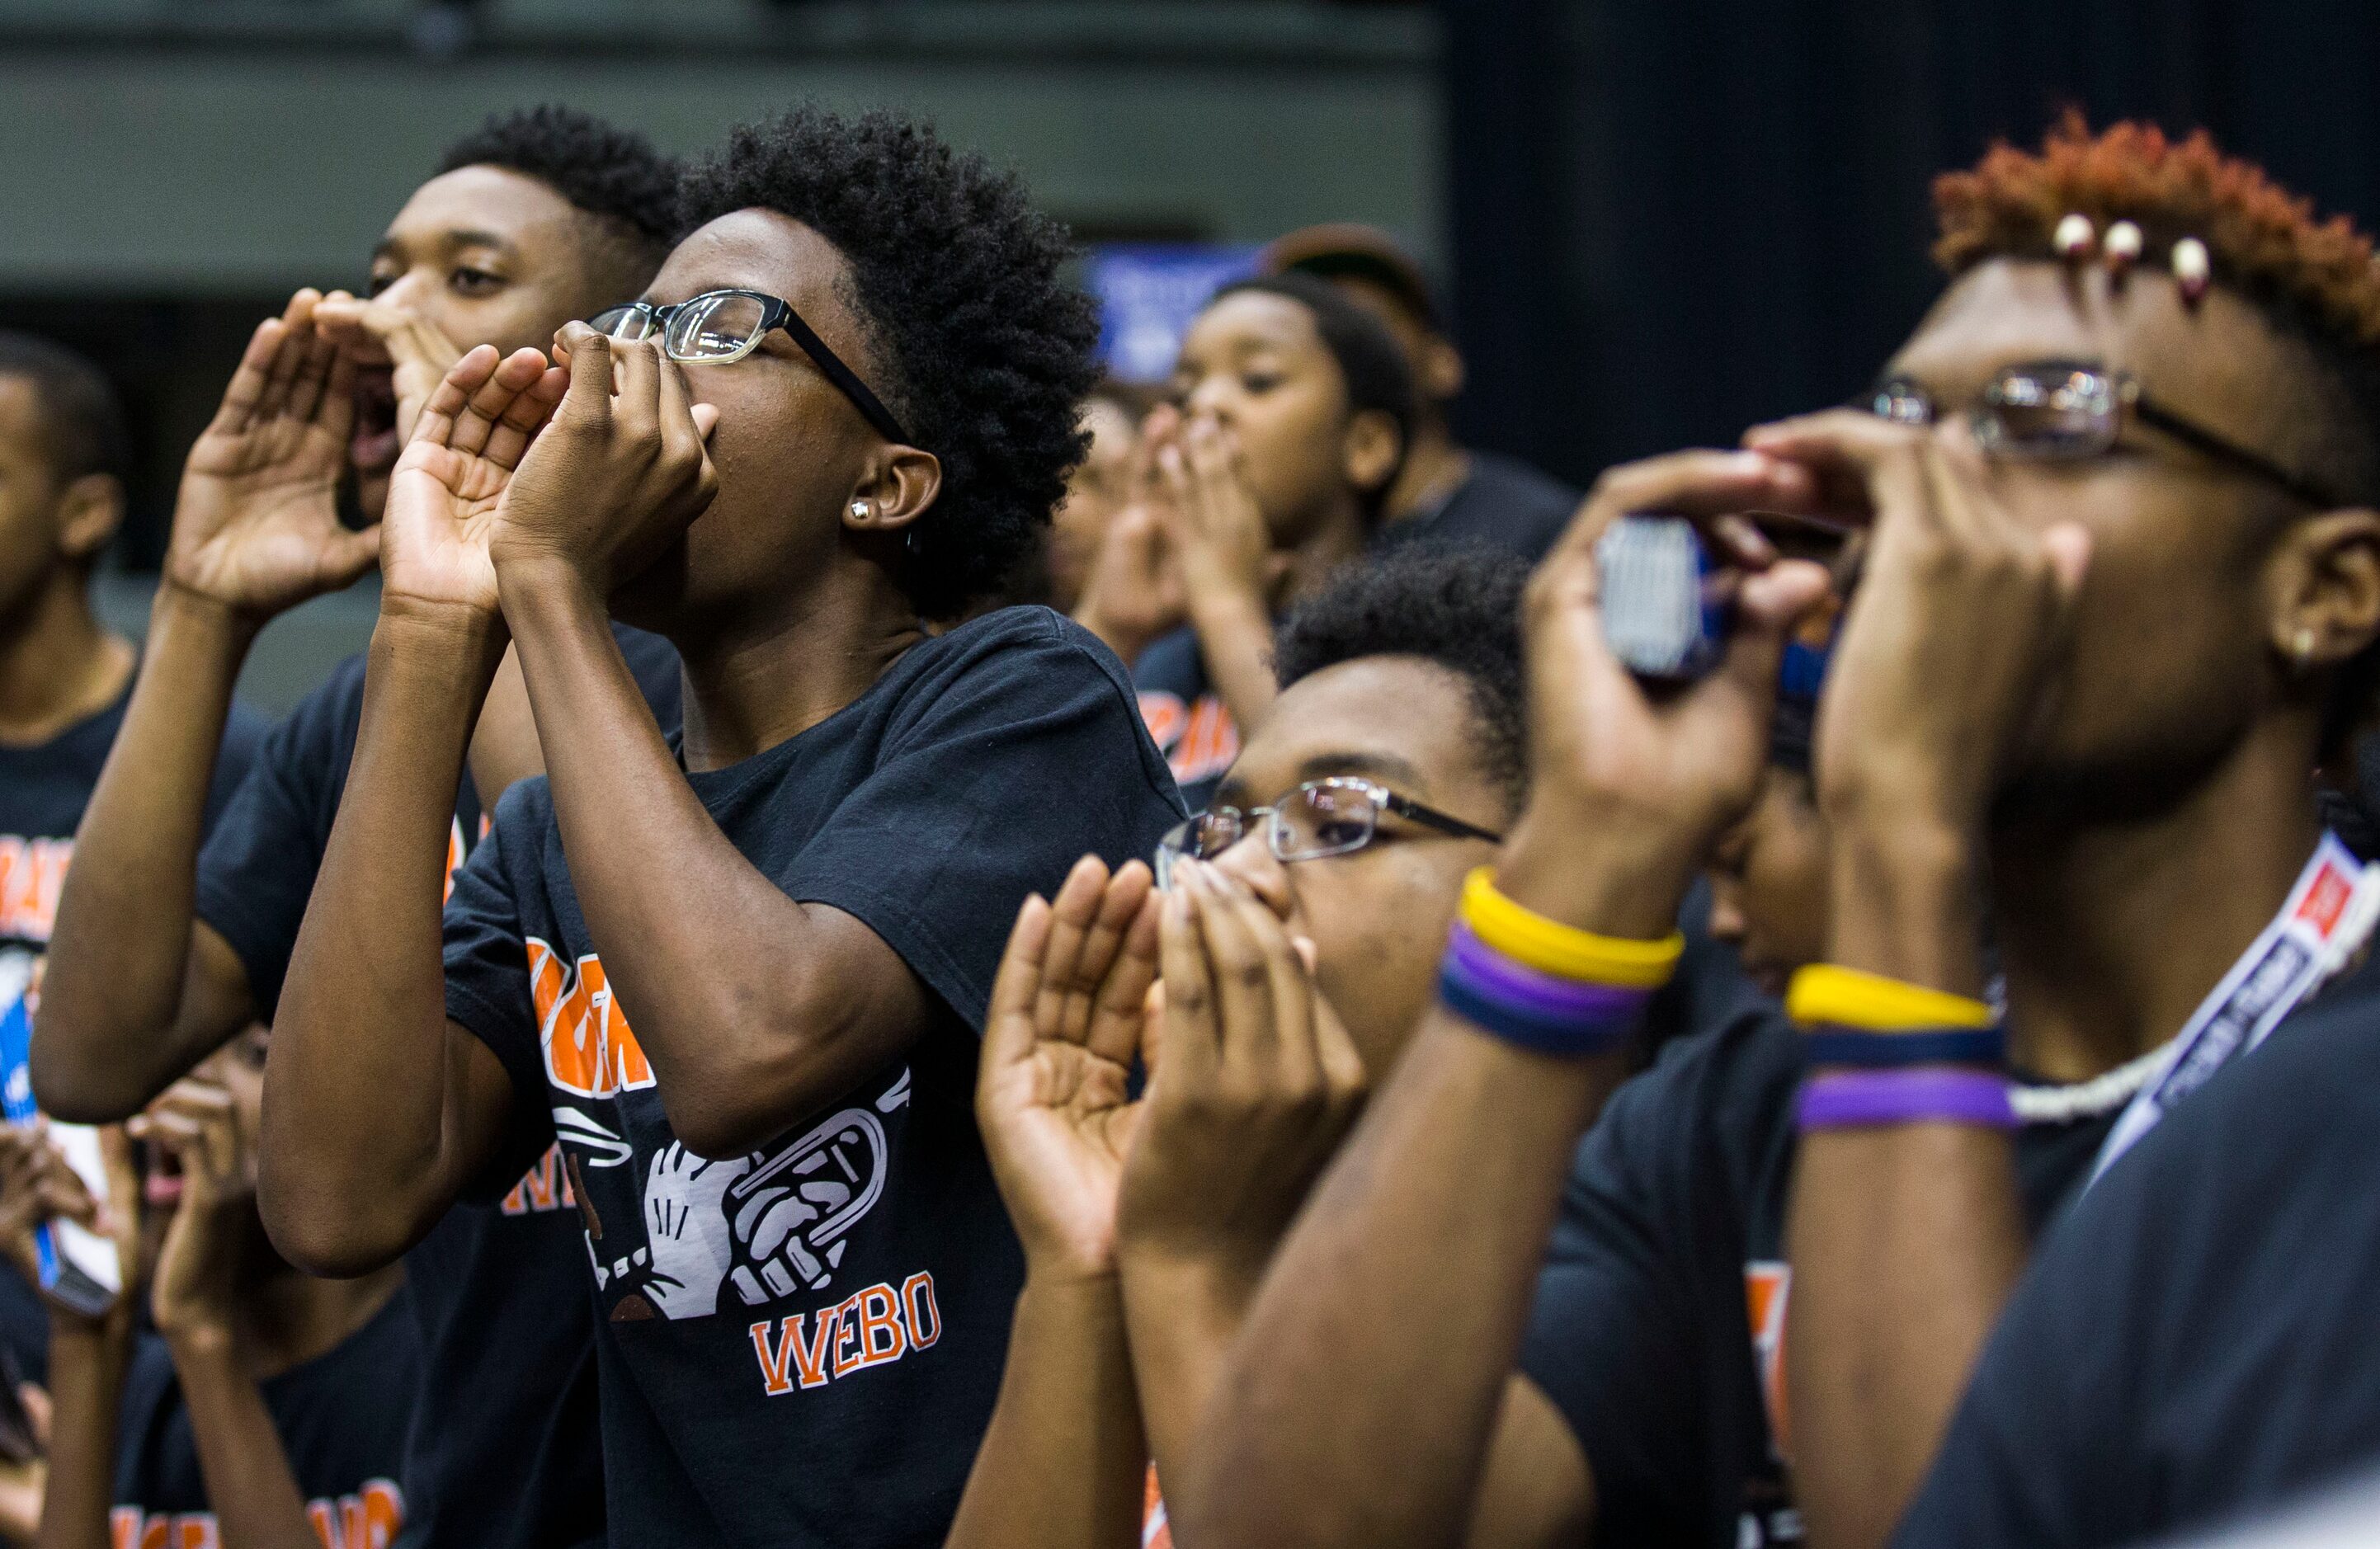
[{"xmin": 1088, "ymin": 243, "xmax": 1261, "ymax": 383}]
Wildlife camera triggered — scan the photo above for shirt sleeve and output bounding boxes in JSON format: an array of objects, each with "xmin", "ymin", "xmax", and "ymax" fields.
[
  {"xmin": 788, "ymin": 613, "xmax": 1184, "ymax": 1033},
  {"xmin": 191, "ymin": 667, "xmax": 358, "ymax": 1021},
  {"xmin": 440, "ymin": 789, "xmax": 556, "ymax": 1195},
  {"xmin": 1517, "ymin": 1083, "xmax": 1707, "ymax": 1542}
]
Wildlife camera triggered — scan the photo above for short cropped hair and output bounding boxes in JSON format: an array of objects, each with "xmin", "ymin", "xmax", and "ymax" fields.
[
  {"xmin": 1274, "ymin": 547, "xmax": 1529, "ymax": 811},
  {"xmin": 676, "ymin": 107, "xmax": 1102, "ymax": 619},
  {"xmin": 1213, "ymin": 272, "xmax": 1416, "ymax": 506},
  {"xmin": 0, "ymin": 332, "xmax": 127, "ymax": 484},
  {"xmin": 438, "ymin": 106, "xmax": 678, "ymax": 284}
]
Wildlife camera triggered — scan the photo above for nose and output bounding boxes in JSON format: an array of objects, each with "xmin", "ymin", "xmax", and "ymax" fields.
[
  {"xmin": 1212, "ymin": 829, "xmax": 1296, "ymax": 923},
  {"xmin": 375, "ymin": 268, "xmax": 433, "ymax": 313},
  {"xmin": 1182, "ymin": 377, "xmax": 1234, "ymax": 426}
]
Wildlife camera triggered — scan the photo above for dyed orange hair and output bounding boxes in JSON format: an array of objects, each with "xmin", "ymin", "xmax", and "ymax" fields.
[{"xmin": 1932, "ymin": 111, "xmax": 2380, "ymax": 355}]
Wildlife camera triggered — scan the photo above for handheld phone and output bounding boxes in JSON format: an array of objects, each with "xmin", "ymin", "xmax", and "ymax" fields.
[
  {"xmin": 0, "ymin": 958, "xmax": 121, "ymax": 1319},
  {"xmin": 1596, "ymin": 515, "xmax": 1728, "ymax": 680}
]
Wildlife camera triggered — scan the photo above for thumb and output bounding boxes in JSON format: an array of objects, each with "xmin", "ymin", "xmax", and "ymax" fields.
[
  {"xmin": 559, "ymin": 331, "xmax": 613, "ymax": 421},
  {"xmin": 329, "ymin": 524, "xmax": 384, "ymax": 581},
  {"xmin": 1712, "ymin": 558, "xmax": 1831, "ymax": 699},
  {"xmin": 690, "ymin": 403, "xmax": 720, "ymax": 441},
  {"xmin": 17, "ymin": 1384, "xmax": 48, "ymax": 1452}
]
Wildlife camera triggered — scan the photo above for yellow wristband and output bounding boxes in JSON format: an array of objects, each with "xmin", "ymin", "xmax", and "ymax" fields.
[
  {"xmin": 1459, "ymin": 868, "xmax": 1685, "ymax": 990},
  {"xmin": 1784, "ymin": 963, "xmax": 1995, "ymax": 1031}
]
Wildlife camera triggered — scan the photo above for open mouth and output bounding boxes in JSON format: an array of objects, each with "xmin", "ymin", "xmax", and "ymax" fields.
[
  {"xmin": 144, "ymin": 1151, "xmax": 184, "ymax": 1208},
  {"xmin": 351, "ymin": 365, "xmax": 399, "ymax": 473}
]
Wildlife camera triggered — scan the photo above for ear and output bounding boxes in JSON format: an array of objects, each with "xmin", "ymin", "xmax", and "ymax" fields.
[
  {"xmin": 841, "ymin": 447, "xmax": 944, "ymax": 537},
  {"xmin": 2266, "ymin": 509, "xmax": 2380, "ymax": 671},
  {"xmin": 1421, "ymin": 334, "xmax": 1465, "ymax": 403},
  {"xmin": 54, "ymin": 474, "xmax": 124, "ymax": 564},
  {"xmin": 1341, "ymin": 409, "xmax": 1402, "ymax": 501}
]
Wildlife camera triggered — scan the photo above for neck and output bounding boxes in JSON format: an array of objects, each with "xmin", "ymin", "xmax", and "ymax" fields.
[
  {"xmin": 0, "ymin": 567, "xmax": 131, "ymax": 746},
  {"xmin": 1273, "ymin": 499, "xmax": 1372, "ymax": 610},
  {"xmin": 674, "ymin": 564, "xmax": 926, "ymax": 772},
  {"xmin": 1383, "ymin": 418, "xmax": 1469, "ymax": 524},
  {"xmin": 1990, "ymin": 719, "xmax": 2326, "ymax": 1082},
  {"xmin": 234, "ymin": 1219, "xmax": 403, "ymax": 1380}
]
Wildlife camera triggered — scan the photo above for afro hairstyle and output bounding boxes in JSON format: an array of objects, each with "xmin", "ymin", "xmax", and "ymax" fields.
[
  {"xmin": 438, "ymin": 106, "xmax": 678, "ymax": 289},
  {"xmin": 1273, "ymin": 545, "xmax": 1530, "ymax": 812},
  {"xmin": 676, "ymin": 106, "xmax": 1102, "ymax": 620},
  {"xmin": 1934, "ymin": 112, "xmax": 2380, "ymax": 754},
  {"xmin": 0, "ymin": 331, "xmax": 127, "ymax": 485},
  {"xmin": 1212, "ymin": 272, "xmax": 1416, "ymax": 513}
]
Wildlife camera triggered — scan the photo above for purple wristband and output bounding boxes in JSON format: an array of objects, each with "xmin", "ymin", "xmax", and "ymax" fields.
[
  {"xmin": 1797, "ymin": 1068, "xmax": 2017, "ymax": 1132},
  {"xmin": 1444, "ymin": 922, "xmax": 1654, "ymax": 1019}
]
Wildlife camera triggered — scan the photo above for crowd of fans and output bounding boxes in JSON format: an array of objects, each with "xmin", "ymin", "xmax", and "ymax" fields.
[{"xmin": 0, "ymin": 95, "xmax": 2373, "ymax": 1549}]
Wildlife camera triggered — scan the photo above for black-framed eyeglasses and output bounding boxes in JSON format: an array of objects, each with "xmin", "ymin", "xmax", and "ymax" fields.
[
  {"xmin": 1154, "ymin": 776, "xmax": 1504, "ymax": 888},
  {"xmin": 589, "ymin": 289, "xmax": 912, "ymax": 446},
  {"xmin": 1867, "ymin": 360, "xmax": 2348, "ymax": 511}
]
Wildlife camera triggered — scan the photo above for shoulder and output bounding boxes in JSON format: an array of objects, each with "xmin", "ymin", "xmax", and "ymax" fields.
[{"xmin": 903, "ymin": 605, "xmax": 1149, "ymax": 713}]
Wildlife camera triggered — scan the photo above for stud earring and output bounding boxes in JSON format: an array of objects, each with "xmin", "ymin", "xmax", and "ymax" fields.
[
  {"xmin": 851, "ymin": 501, "xmax": 870, "ymax": 519},
  {"xmin": 2294, "ymin": 626, "xmax": 2319, "ymax": 664}
]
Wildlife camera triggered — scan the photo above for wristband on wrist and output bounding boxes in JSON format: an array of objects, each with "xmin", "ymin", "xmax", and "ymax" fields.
[
  {"xmin": 1458, "ymin": 867, "xmax": 1685, "ymax": 990},
  {"xmin": 1784, "ymin": 963, "xmax": 1994, "ymax": 1031},
  {"xmin": 1801, "ymin": 1026, "xmax": 2006, "ymax": 1069},
  {"xmin": 1797, "ymin": 1067, "xmax": 2017, "ymax": 1131},
  {"xmin": 1439, "ymin": 921, "xmax": 1650, "ymax": 1057}
]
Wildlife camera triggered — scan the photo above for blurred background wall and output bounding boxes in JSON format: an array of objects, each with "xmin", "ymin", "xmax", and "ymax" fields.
[
  {"xmin": 0, "ymin": 0, "xmax": 1436, "ymax": 708},
  {"xmin": 1443, "ymin": 0, "xmax": 2380, "ymax": 486}
]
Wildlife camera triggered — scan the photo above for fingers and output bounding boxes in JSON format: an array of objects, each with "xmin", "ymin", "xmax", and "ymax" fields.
[
  {"xmin": 1085, "ymin": 881, "xmax": 1165, "ymax": 1069},
  {"xmin": 983, "ymin": 893, "xmax": 1055, "ymax": 1078},
  {"xmin": 412, "ymin": 345, "xmax": 504, "ymax": 450},
  {"xmin": 1063, "ymin": 862, "xmax": 1156, "ymax": 1043},
  {"xmin": 558, "ymin": 327, "xmax": 615, "ymax": 424},
  {"xmin": 653, "ymin": 356, "xmax": 716, "ymax": 495},
  {"xmin": 252, "ymin": 289, "xmax": 323, "ymax": 425},
  {"xmin": 1157, "ymin": 863, "xmax": 1223, "ymax": 1084},
  {"xmin": 1191, "ymin": 869, "xmax": 1320, "ymax": 1095},
  {"xmin": 615, "ymin": 337, "xmax": 661, "ymax": 440},
  {"xmin": 480, "ymin": 364, "xmax": 569, "ymax": 472},
  {"xmin": 446, "ymin": 348, "xmax": 554, "ymax": 459},
  {"xmin": 206, "ymin": 318, "xmax": 289, "ymax": 437},
  {"xmin": 1034, "ymin": 855, "xmax": 1113, "ymax": 1042}
]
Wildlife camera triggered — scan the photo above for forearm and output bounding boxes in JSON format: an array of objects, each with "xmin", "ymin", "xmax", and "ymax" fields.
[
  {"xmin": 262, "ymin": 608, "xmax": 500, "ymax": 1270},
  {"xmin": 1784, "ymin": 816, "xmax": 2022, "ymax": 1549},
  {"xmin": 37, "ymin": 1320, "xmax": 132, "ymax": 1549},
  {"xmin": 35, "ymin": 587, "xmax": 258, "ymax": 1120},
  {"xmin": 1174, "ymin": 1016, "xmax": 1619, "ymax": 1549},
  {"xmin": 498, "ymin": 567, "xmax": 893, "ymax": 1153},
  {"xmin": 1114, "ymin": 1253, "xmax": 1249, "ymax": 1490},
  {"xmin": 1182, "ymin": 586, "xmax": 1277, "ymax": 732},
  {"xmin": 945, "ymin": 1274, "xmax": 1143, "ymax": 1549},
  {"xmin": 163, "ymin": 1331, "xmax": 317, "ymax": 1549}
]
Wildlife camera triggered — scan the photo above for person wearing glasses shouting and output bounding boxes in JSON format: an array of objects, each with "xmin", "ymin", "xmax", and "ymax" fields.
[
  {"xmin": 254, "ymin": 107, "xmax": 1181, "ymax": 1549},
  {"xmin": 1172, "ymin": 115, "xmax": 2380, "ymax": 1549}
]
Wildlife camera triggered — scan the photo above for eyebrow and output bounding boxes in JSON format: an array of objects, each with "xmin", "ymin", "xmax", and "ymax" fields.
[
  {"xmin": 373, "ymin": 229, "xmax": 519, "ymax": 264},
  {"xmin": 1295, "ymin": 751, "xmax": 1427, "ymax": 789}
]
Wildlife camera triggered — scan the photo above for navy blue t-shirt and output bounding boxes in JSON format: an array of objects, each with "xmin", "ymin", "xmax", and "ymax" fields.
[
  {"xmin": 192, "ymin": 624, "xmax": 681, "ymax": 1549},
  {"xmin": 441, "ymin": 605, "xmax": 1183, "ymax": 1548},
  {"xmin": 1897, "ymin": 953, "xmax": 2380, "ymax": 1549},
  {"xmin": 0, "ymin": 669, "xmax": 263, "ymax": 1388},
  {"xmin": 1133, "ymin": 625, "xmax": 1238, "ymax": 817},
  {"xmin": 1374, "ymin": 450, "xmax": 1580, "ymax": 563},
  {"xmin": 111, "ymin": 1288, "xmax": 418, "ymax": 1546},
  {"xmin": 1519, "ymin": 1007, "xmax": 2118, "ymax": 1548}
]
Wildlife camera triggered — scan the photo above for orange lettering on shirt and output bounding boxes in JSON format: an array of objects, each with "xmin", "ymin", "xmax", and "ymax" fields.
[
  {"xmin": 1170, "ymin": 696, "xmax": 1239, "ymax": 786},
  {"xmin": 0, "ymin": 836, "xmax": 72, "ymax": 944},
  {"xmin": 530, "ymin": 940, "xmax": 654, "ymax": 1099},
  {"xmin": 440, "ymin": 818, "xmax": 465, "ymax": 905},
  {"xmin": 903, "ymin": 1271, "xmax": 941, "ymax": 1349},
  {"xmin": 1745, "ymin": 1261, "xmax": 1792, "ymax": 1460},
  {"xmin": 501, "ymin": 1143, "xmax": 573, "ymax": 1216},
  {"xmin": 854, "ymin": 1284, "xmax": 907, "ymax": 1368},
  {"xmin": 1136, "ymin": 691, "xmax": 1186, "ymax": 755}
]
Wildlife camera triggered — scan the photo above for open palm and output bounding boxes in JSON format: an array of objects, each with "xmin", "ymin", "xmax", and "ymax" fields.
[
  {"xmin": 978, "ymin": 857, "xmax": 1164, "ymax": 1278},
  {"xmin": 379, "ymin": 345, "xmax": 567, "ymax": 619},
  {"xmin": 168, "ymin": 298, "xmax": 381, "ymax": 615}
]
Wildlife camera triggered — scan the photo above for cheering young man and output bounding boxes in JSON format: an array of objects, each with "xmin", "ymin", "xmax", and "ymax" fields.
[
  {"xmin": 1174, "ymin": 116, "xmax": 2380, "ymax": 1549},
  {"xmin": 259, "ymin": 108, "xmax": 1181, "ymax": 1545},
  {"xmin": 34, "ymin": 108, "xmax": 680, "ymax": 1549}
]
